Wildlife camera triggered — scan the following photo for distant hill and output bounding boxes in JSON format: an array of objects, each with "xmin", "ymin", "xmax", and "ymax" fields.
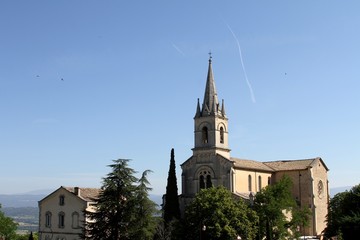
[
  {"xmin": 0, "ymin": 190, "xmax": 162, "ymax": 208},
  {"xmin": 2, "ymin": 207, "xmax": 38, "ymax": 233},
  {"xmin": 0, "ymin": 194, "xmax": 46, "ymax": 208}
]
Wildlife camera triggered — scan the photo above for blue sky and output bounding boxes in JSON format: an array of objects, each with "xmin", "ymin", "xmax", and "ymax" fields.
[{"xmin": 1, "ymin": 1, "xmax": 359, "ymax": 195}]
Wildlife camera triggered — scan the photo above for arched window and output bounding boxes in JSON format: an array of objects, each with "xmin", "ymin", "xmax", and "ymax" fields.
[
  {"xmin": 220, "ymin": 127, "xmax": 224, "ymax": 144},
  {"xmin": 202, "ymin": 127, "xmax": 208, "ymax": 143},
  {"xmin": 199, "ymin": 170, "xmax": 212, "ymax": 190},
  {"xmin": 45, "ymin": 211, "xmax": 52, "ymax": 227},
  {"xmin": 200, "ymin": 175, "xmax": 205, "ymax": 189},
  {"xmin": 258, "ymin": 176, "xmax": 262, "ymax": 190},
  {"xmin": 206, "ymin": 175, "xmax": 212, "ymax": 188},
  {"xmin": 268, "ymin": 177, "xmax": 271, "ymax": 185},
  {"xmin": 58, "ymin": 212, "xmax": 65, "ymax": 228},
  {"xmin": 248, "ymin": 175, "xmax": 252, "ymax": 192},
  {"xmin": 72, "ymin": 212, "xmax": 79, "ymax": 228}
]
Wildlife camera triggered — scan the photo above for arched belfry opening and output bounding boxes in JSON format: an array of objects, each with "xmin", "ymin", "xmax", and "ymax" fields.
[
  {"xmin": 220, "ymin": 126, "xmax": 224, "ymax": 144},
  {"xmin": 202, "ymin": 126, "xmax": 208, "ymax": 144}
]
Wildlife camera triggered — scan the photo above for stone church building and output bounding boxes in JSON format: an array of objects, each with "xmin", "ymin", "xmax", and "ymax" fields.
[{"xmin": 180, "ymin": 56, "xmax": 329, "ymax": 237}]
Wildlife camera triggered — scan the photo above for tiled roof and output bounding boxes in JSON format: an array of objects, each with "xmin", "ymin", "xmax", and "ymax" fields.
[
  {"xmin": 263, "ymin": 158, "xmax": 317, "ymax": 171},
  {"xmin": 64, "ymin": 187, "xmax": 101, "ymax": 202},
  {"xmin": 231, "ymin": 157, "xmax": 274, "ymax": 172}
]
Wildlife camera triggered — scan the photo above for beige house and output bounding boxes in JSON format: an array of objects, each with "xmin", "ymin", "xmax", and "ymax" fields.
[
  {"xmin": 38, "ymin": 186, "xmax": 100, "ymax": 240},
  {"xmin": 180, "ymin": 56, "xmax": 329, "ymax": 237}
]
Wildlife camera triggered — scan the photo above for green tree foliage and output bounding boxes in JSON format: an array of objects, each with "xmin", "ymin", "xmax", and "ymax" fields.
[
  {"xmin": 254, "ymin": 175, "xmax": 310, "ymax": 240},
  {"xmin": 154, "ymin": 149, "xmax": 182, "ymax": 240},
  {"xmin": 0, "ymin": 203, "xmax": 18, "ymax": 240},
  {"xmin": 129, "ymin": 170, "xmax": 158, "ymax": 239},
  {"xmin": 82, "ymin": 159, "xmax": 157, "ymax": 240},
  {"xmin": 11, "ymin": 232, "xmax": 39, "ymax": 240},
  {"xmin": 163, "ymin": 148, "xmax": 181, "ymax": 223},
  {"xmin": 184, "ymin": 186, "xmax": 258, "ymax": 240},
  {"xmin": 324, "ymin": 184, "xmax": 360, "ymax": 239}
]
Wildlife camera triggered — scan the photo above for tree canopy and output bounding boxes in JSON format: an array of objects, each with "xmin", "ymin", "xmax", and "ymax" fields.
[
  {"xmin": 0, "ymin": 203, "xmax": 18, "ymax": 240},
  {"xmin": 253, "ymin": 175, "xmax": 310, "ymax": 240},
  {"xmin": 82, "ymin": 159, "xmax": 157, "ymax": 240},
  {"xmin": 324, "ymin": 184, "xmax": 360, "ymax": 239},
  {"xmin": 184, "ymin": 186, "xmax": 258, "ymax": 240}
]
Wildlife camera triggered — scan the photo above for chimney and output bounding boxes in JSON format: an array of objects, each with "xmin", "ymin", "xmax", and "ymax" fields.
[{"xmin": 74, "ymin": 187, "xmax": 80, "ymax": 196}]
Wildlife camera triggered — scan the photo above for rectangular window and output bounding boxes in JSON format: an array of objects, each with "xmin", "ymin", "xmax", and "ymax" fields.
[
  {"xmin": 45, "ymin": 212, "xmax": 51, "ymax": 227},
  {"xmin": 59, "ymin": 213, "xmax": 65, "ymax": 228},
  {"xmin": 59, "ymin": 195, "xmax": 65, "ymax": 206}
]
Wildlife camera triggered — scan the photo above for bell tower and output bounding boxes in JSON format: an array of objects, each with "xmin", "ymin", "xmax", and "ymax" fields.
[{"xmin": 193, "ymin": 55, "xmax": 230, "ymax": 159}]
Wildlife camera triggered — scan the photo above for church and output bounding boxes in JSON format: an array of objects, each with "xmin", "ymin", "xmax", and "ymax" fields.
[{"xmin": 179, "ymin": 56, "xmax": 329, "ymax": 237}]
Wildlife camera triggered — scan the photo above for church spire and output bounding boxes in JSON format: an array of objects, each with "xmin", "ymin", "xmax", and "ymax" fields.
[
  {"xmin": 199, "ymin": 54, "xmax": 224, "ymax": 117},
  {"xmin": 193, "ymin": 54, "xmax": 230, "ymax": 158}
]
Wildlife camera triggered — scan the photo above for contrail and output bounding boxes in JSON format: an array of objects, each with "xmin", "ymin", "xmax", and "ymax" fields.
[
  {"xmin": 226, "ymin": 23, "xmax": 256, "ymax": 103},
  {"xmin": 171, "ymin": 42, "xmax": 185, "ymax": 56}
]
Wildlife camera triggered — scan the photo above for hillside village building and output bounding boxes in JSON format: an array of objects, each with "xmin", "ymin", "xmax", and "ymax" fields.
[
  {"xmin": 180, "ymin": 56, "xmax": 329, "ymax": 237},
  {"xmin": 38, "ymin": 186, "xmax": 100, "ymax": 240}
]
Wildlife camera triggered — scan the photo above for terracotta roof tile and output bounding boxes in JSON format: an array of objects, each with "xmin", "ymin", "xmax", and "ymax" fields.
[
  {"xmin": 230, "ymin": 157, "xmax": 274, "ymax": 172},
  {"xmin": 64, "ymin": 187, "xmax": 101, "ymax": 202},
  {"xmin": 263, "ymin": 158, "xmax": 316, "ymax": 171}
]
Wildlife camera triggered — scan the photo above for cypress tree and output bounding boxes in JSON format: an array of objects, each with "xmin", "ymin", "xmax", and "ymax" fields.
[
  {"xmin": 28, "ymin": 231, "xmax": 34, "ymax": 240},
  {"xmin": 163, "ymin": 148, "xmax": 181, "ymax": 223}
]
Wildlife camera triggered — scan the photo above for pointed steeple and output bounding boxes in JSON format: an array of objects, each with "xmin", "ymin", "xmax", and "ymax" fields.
[
  {"xmin": 202, "ymin": 54, "xmax": 221, "ymax": 116},
  {"xmin": 193, "ymin": 54, "xmax": 230, "ymax": 158},
  {"xmin": 221, "ymin": 99, "xmax": 226, "ymax": 116},
  {"xmin": 195, "ymin": 98, "xmax": 201, "ymax": 118}
]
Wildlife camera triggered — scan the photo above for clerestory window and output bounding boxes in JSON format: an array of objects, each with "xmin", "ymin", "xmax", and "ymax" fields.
[
  {"xmin": 248, "ymin": 175, "xmax": 252, "ymax": 192},
  {"xmin": 258, "ymin": 176, "xmax": 262, "ymax": 191}
]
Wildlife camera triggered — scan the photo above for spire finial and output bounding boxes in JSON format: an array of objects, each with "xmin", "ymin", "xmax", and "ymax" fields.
[{"xmin": 208, "ymin": 51, "xmax": 212, "ymax": 63}]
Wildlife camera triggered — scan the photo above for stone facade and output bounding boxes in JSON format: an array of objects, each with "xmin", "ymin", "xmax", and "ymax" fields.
[{"xmin": 180, "ymin": 57, "xmax": 329, "ymax": 237}]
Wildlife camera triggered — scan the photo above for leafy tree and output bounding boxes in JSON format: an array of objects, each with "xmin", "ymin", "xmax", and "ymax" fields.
[
  {"xmin": 129, "ymin": 170, "xmax": 158, "ymax": 239},
  {"xmin": 82, "ymin": 159, "xmax": 157, "ymax": 240},
  {"xmin": 0, "ymin": 203, "xmax": 18, "ymax": 240},
  {"xmin": 324, "ymin": 184, "xmax": 360, "ymax": 239},
  {"xmin": 184, "ymin": 186, "xmax": 258, "ymax": 240},
  {"xmin": 253, "ymin": 175, "xmax": 310, "ymax": 240},
  {"xmin": 163, "ymin": 148, "xmax": 181, "ymax": 223}
]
